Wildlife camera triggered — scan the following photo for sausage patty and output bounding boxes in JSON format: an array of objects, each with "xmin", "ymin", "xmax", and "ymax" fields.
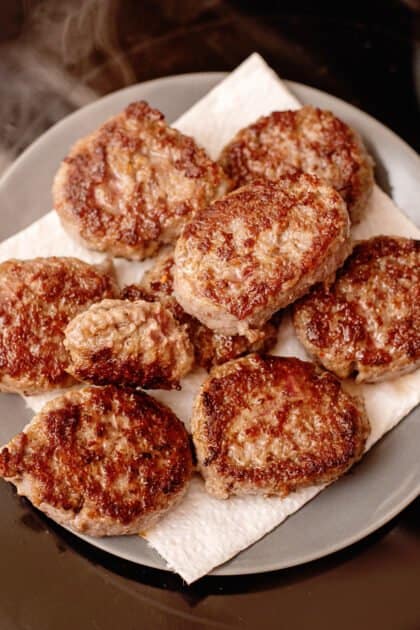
[
  {"xmin": 173, "ymin": 175, "xmax": 351, "ymax": 336},
  {"xmin": 219, "ymin": 106, "xmax": 374, "ymax": 223},
  {"xmin": 293, "ymin": 236, "xmax": 420, "ymax": 382},
  {"xmin": 0, "ymin": 385, "xmax": 193, "ymax": 536},
  {"xmin": 0, "ymin": 257, "xmax": 118, "ymax": 395},
  {"xmin": 64, "ymin": 299, "xmax": 194, "ymax": 390},
  {"xmin": 53, "ymin": 101, "xmax": 229, "ymax": 260},
  {"xmin": 122, "ymin": 248, "xmax": 278, "ymax": 370},
  {"xmin": 192, "ymin": 354, "xmax": 370, "ymax": 499}
]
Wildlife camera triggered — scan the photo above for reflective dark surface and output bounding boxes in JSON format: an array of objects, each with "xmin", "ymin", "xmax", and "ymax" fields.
[
  {"xmin": 1, "ymin": 482, "xmax": 419, "ymax": 629},
  {"xmin": 0, "ymin": 2, "xmax": 419, "ymax": 628}
]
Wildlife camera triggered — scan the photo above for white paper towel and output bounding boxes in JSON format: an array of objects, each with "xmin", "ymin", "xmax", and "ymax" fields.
[{"xmin": 0, "ymin": 53, "xmax": 419, "ymax": 583}]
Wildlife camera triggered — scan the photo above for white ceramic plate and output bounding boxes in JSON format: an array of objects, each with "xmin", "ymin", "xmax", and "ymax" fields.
[{"xmin": 0, "ymin": 73, "xmax": 419, "ymax": 576}]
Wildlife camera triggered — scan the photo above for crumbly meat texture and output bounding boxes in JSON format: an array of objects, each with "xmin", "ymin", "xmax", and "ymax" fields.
[
  {"xmin": 53, "ymin": 100, "xmax": 229, "ymax": 260},
  {"xmin": 219, "ymin": 106, "xmax": 374, "ymax": 223},
  {"xmin": 0, "ymin": 257, "xmax": 118, "ymax": 395},
  {"xmin": 192, "ymin": 354, "xmax": 370, "ymax": 499},
  {"xmin": 122, "ymin": 248, "xmax": 278, "ymax": 370},
  {"xmin": 293, "ymin": 236, "xmax": 420, "ymax": 382},
  {"xmin": 64, "ymin": 299, "xmax": 194, "ymax": 390},
  {"xmin": 173, "ymin": 175, "xmax": 352, "ymax": 336},
  {"xmin": 0, "ymin": 385, "xmax": 192, "ymax": 536}
]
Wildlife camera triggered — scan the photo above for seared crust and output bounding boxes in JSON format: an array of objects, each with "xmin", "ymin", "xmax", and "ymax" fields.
[
  {"xmin": 293, "ymin": 236, "xmax": 420, "ymax": 382},
  {"xmin": 219, "ymin": 106, "xmax": 374, "ymax": 223},
  {"xmin": 0, "ymin": 257, "xmax": 118, "ymax": 395},
  {"xmin": 64, "ymin": 299, "xmax": 194, "ymax": 390},
  {"xmin": 0, "ymin": 386, "xmax": 193, "ymax": 536},
  {"xmin": 192, "ymin": 355, "xmax": 370, "ymax": 499},
  {"xmin": 53, "ymin": 101, "xmax": 229, "ymax": 260},
  {"xmin": 122, "ymin": 248, "xmax": 278, "ymax": 370},
  {"xmin": 173, "ymin": 175, "xmax": 351, "ymax": 336}
]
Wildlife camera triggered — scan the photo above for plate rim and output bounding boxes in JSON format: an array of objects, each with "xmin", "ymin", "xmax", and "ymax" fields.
[
  {"xmin": 0, "ymin": 71, "xmax": 419, "ymax": 578},
  {"xmin": 1, "ymin": 71, "xmax": 418, "ymax": 192}
]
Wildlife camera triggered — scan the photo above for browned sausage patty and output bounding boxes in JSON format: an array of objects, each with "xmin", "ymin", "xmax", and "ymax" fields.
[
  {"xmin": 0, "ymin": 257, "xmax": 118, "ymax": 395},
  {"xmin": 173, "ymin": 175, "xmax": 351, "ymax": 336},
  {"xmin": 219, "ymin": 106, "xmax": 374, "ymax": 223},
  {"xmin": 53, "ymin": 101, "xmax": 229, "ymax": 260},
  {"xmin": 0, "ymin": 385, "xmax": 193, "ymax": 536},
  {"xmin": 64, "ymin": 299, "xmax": 194, "ymax": 389},
  {"xmin": 293, "ymin": 236, "xmax": 420, "ymax": 382},
  {"xmin": 192, "ymin": 354, "xmax": 370, "ymax": 499},
  {"xmin": 122, "ymin": 248, "xmax": 278, "ymax": 370}
]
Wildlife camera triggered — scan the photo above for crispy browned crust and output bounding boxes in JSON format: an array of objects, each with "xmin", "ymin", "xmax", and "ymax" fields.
[
  {"xmin": 122, "ymin": 249, "xmax": 278, "ymax": 370},
  {"xmin": 188, "ymin": 320, "xmax": 278, "ymax": 371},
  {"xmin": 64, "ymin": 299, "xmax": 194, "ymax": 390},
  {"xmin": 293, "ymin": 236, "xmax": 420, "ymax": 382},
  {"xmin": 174, "ymin": 175, "xmax": 351, "ymax": 335},
  {"xmin": 0, "ymin": 257, "xmax": 118, "ymax": 395},
  {"xmin": 219, "ymin": 106, "xmax": 374, "ymax": 223},
  {"xmin": 53, "ymin": 101, "xmax": 229, "ymax": 260},
  {"xmin": 192, "ymin": 354, "xmax": 370, "ymax": 499},
  {"xmin": 0, "ymin": 386, "xmax": 193, "ymax": 536}
]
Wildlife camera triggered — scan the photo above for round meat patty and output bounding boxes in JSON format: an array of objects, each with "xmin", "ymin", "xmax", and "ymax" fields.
[
  {"xmin": 192, "ymin": 354, "xmax": 370, "ymax": 499},
  {"xmin": 122, "ymin": 247, "xmax": 278, "ymax": 370},
  {"xmin": 293, "ymin": 236, "xmax": 420, "ymax": 382},
  {"xmin": 0, "ymin": 385, "xmax": 193, "ymax": 536},
  {"xmin": 53, "ymin": 100, "xmax": 229, "ymax": 260},
  {"xmin": 0, "ymin": 257, "xmax": 118, "ymax": 395},
  {"xmin": 173, "ymin": 175, "xmax": 352, "ymax": 336},
  {"xmin": 219, "ymin": 106, "xmax": 374, "ymax": 223},
  {"xmin": 64, "ymin": 299, "xmax": 194, "ymax": 390}
]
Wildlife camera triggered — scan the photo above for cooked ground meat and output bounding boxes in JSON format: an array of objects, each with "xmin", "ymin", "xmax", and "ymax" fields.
[
  {"xmin": 65, "ymin": 299, "xmax": 194, "ymax": 389},
  {"xmin": 53, "ymin": 101, "xmax": 229, "ymax": 260},
  {"xmin": 219, "ymin": 106, "xmax": 374, "ymax": 223},
  {"xmin": 122, "ymin": 247, "xmax": 278, "ymax": 370},
  {"xmin": 0, "ymin": 257, "xmax": 118, "ymax": 395},
  {"xmin": 173, "ymin": 175, "xmax": 351, "ymax": 336},
  {"xmin": 192, "ymin": 354, "xmax": 370, "ymax": 499},
  {"xmin": 0, "ymin": 385, "xmax": 193, "ymax": 535},
  {"xmin": 293, "ymin": 236, "xmax": 420, "ymax": 382}
]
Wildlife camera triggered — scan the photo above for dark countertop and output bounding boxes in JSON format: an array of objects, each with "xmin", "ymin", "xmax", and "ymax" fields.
[{"xmin": 0, "ymin": 2, "xmax": 419, "ymax": 629}]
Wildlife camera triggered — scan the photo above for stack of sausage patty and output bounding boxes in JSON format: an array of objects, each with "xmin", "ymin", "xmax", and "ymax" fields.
[{"xmin": 0, "ymin": 101, "xmax": 418, "ymax": 536}]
